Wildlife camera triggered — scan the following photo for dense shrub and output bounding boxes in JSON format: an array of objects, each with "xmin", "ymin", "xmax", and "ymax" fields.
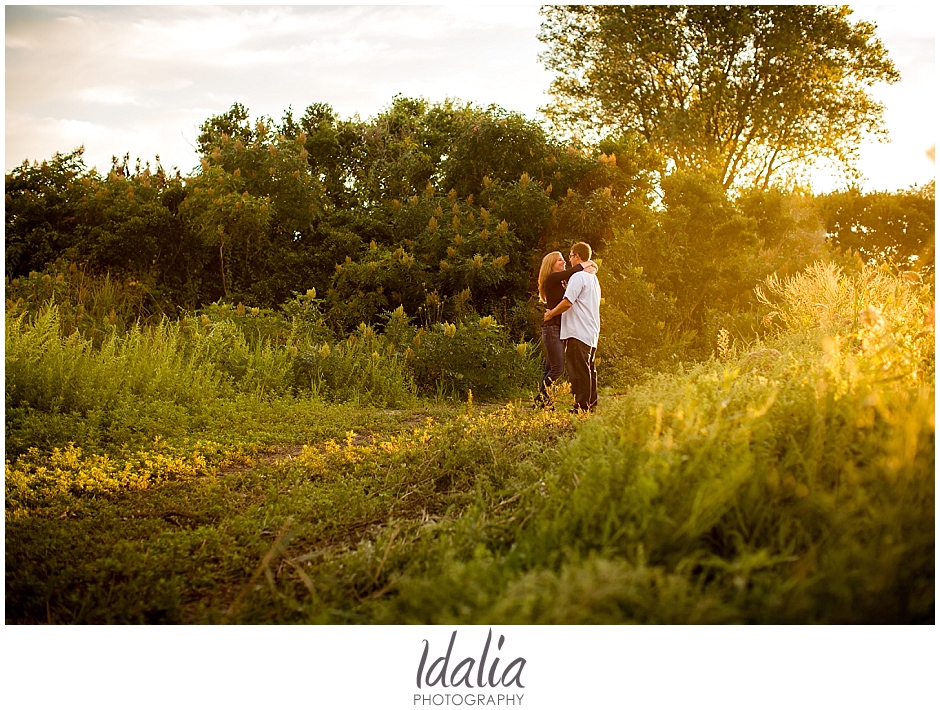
[
  {"xmin": 5, "ymin": 259, "xmax": 162, "ymax": 344},
  {"xmin": 289, "ymin": 323, "xmax": 416, "ymax": 408},
  {"xmin": 4, "ymin": 306, "xmax": 225, "ymax": 457},
  {"xmin": 409, "ymin": 315, "xmax": 540, "ymax": 400}
]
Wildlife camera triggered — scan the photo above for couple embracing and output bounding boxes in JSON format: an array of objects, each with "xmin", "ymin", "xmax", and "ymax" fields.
[{"xmin": 536, "ymin": 241, "xmax": 601, "ymax": 413}]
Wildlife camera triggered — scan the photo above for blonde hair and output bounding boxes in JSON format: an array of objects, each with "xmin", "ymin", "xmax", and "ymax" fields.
[{"xmin": 537, "ymin": 251, "xmax": 563, "ymax": 303}]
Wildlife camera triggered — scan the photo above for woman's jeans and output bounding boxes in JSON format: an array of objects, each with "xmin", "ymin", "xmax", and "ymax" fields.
[{"xmin": 536, "ymin": 324, "xmax": 565, "ymax": 406}]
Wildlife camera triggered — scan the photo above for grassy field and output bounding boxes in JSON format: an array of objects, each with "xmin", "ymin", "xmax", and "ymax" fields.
[
  {"xmin": 5, "ymin": 262, "xmax": 935, "ymax": 623},
  {"xmin": 7, "ymin": 397, "xmax": 569, "ymax": 623}
]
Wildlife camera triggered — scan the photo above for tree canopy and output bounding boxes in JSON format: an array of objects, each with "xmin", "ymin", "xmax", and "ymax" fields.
[
  {"xmin": 6, "ymin": 98, "xmax": 658, "ymax": 333},
  {"xmin": 816, "ymin": 181, "xmax": 935, "ymax": 270},
  {"xmin": 538, "ymin": 5, "xmax": 899, "ymax": 188}
]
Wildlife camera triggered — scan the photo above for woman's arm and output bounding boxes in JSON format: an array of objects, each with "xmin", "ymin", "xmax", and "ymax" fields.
[{"xmin": 556, "ymin": 260, "xmax": 598, "ymax": 279}]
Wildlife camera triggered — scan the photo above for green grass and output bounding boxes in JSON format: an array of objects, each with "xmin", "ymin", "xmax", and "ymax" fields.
[
  {"xmin": 6, "ymin": 400, "xmax": 576, "ymax": 623},
  {"xmin": 6, "ymin": 366, "xmax": 932, "ymax": 623},
  {"xmin": 5, "ymin": 261, "xmax": 935, "ymax": 623}
]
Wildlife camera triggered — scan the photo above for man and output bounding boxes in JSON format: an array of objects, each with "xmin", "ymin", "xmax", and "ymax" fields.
[{"xmin": 542, "ymin": 241, "xmax": 601, "ymax": 412}]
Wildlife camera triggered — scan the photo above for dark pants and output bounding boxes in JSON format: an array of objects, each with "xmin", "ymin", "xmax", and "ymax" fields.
[
  {"xmin": 536, "ymin": 324, "xmax": 565, "ymax": 406},
  {"xmin": 565, "ymin": 337, "xmax": 597, "ymax": 411}
]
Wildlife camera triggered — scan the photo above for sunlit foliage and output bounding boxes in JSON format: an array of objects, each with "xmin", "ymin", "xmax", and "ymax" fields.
[{"xmin": 539, "ymin": 5, "xmax": 899, "ymax": 188}]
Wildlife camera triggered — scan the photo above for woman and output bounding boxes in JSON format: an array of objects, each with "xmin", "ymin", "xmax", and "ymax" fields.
[{"xmin": 535, "ymin": 250, "xmax": 597, "ymax": 408}]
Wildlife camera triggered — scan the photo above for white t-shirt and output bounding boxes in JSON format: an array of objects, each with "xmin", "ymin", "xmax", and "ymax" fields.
[{"xmin": 560, "ymin": 270, "xmax": 601, "ymax": 348}]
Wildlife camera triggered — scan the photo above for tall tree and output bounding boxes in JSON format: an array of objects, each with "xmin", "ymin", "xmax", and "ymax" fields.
[{"xmin": 539, "ymin": 5, "xmax": 899, "ymax": 188}]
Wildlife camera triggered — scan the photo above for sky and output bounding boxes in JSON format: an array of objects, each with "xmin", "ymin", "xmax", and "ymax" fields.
[{"xmin": 4, "ymin": 3, "xmax": 936, "ymax": 193}]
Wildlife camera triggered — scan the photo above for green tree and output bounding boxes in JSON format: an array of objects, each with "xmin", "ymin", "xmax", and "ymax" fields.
[
  {"xmin": 646, "ymin": 171, "xmax": 759, "ymax": 329},
  {"xmin": 5, "ymin": 98, "xmax": 662, "ymax": 339},
  {"xmin": 4, "ymin": 149, "xmax": 196, "ymax": 308},
  {"xmin": 600, "ymin": 171, "xmax": 834, "ymax": 374},
  {"xmin": 293, "ymin": 102, "xmax": 362, "ymax": 210},
  {"xmin": 185, "ymin": 106, "xmax": 324, "ymax": 303},
  {"xmin": 5, "ymin": 149, "xmax": 90, "ymax": 277},
  {"xmin": 815, "ymin": 182, "xmax": 935, "ymax": 271},
  {"xmin": 79, "ymin": 156, "xmax": 187, "ymax": 280},
  {"xmin": 539, "ymin": 5, "xmax": 899, "ymax": 188},
  {"xmin": 287, "ymin": 97, "xmax": 650, "ymax": 336}
]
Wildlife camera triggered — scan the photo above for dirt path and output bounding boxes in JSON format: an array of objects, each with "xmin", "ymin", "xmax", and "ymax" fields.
[{"xmin": 215, "ymin": 403, "xmax": 504, "ymax": 476}]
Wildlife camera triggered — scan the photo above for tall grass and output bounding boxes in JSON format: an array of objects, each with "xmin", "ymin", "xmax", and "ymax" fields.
[
  {"xmin": 362, "ymin": 262, "xmax": 935, "ymax": 623},
  {"xmin": 498, "ymin": 340, "xmax": 933, "ymax": 622},
  {"xmin": 5, "ymin": 260, "xmax": 162, "ymax": 343},
  {"xmin": 6, "ymin": 307, "xmax": 224, "ymax": 414},
  {"xmin": 6, "ymin": 306, "xmax": 221, "ymax": 457},
  {"xmin": 5, "ymin": 295, "xmax": 535, "ymax": 459}
]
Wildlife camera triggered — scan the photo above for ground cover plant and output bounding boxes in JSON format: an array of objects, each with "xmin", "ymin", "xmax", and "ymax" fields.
[{"xmin": 5, "ymin": 260, "xmax": 933, "ymax": 623}]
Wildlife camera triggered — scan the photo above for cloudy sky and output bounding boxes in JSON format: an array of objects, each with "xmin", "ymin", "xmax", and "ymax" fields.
[{"xmin": 4, "ymin": 4, "xmax": 935, "ymax": 193}]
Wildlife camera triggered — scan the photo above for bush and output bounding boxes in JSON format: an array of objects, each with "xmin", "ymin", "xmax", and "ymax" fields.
[
  {"xmin": 5, "ymin": 260, "xmax": 161, "ymax": 344},
  {"xmin": 410, "ymin": 314, "xmax": 540, "ymax": 400},
  {"xmin": 290, "ymin": 323, "xmax": 417, "ymax": 407}
]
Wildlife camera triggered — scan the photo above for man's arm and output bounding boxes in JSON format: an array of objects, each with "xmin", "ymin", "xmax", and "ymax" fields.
[{"xmin": 543, "ymin": 297, "xmax": 573, "ymax": 322}]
